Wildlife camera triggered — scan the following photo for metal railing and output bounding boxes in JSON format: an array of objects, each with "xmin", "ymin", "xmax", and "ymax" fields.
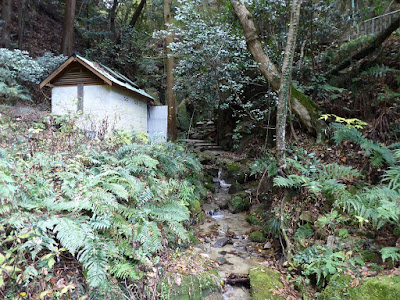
[{"xmin": 346, "ymin": 9, "xmax": 400, "ymax": 40}]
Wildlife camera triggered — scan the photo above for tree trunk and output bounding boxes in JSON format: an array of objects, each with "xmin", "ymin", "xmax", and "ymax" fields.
[
  {"xmin": 276, "ymin": 0, "xmax": 302, "ymax": 169},
  {"xmin": 60, "ymin": 0, "xmax": 76, "ymax": 56},
  {"xmin": 18, "ymin": 0, "xmax": 26, "ymax": 49},
  {"xmin": 109, "ymin": 0, "xmax": 118, "ymax": 38},
  {"xmin": 327, "ymin": 15, "xmax": 400, "ymax": 77},
  {"xmin": 1, "ymin": 0, "xmax": 12, "ymax": 48},
  {"xmin": 129, "ymin": 0, "xmax": 146, "ymax": 27},
  {"xmin": 230, "ymin": 0, "xmax": 322, "ymax": 141},
  {"xmin": 164, "ymin": 0, "xmax": 177, "ymax": 141},
  {"xmin": 114, "ymin": 0, "xmax": 146, "ymax": 45}
]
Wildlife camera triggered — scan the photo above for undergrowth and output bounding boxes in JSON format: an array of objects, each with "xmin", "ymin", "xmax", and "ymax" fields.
[{"xmin": 0, "ymin": 111, "xmax": 203, "ymax": 299}]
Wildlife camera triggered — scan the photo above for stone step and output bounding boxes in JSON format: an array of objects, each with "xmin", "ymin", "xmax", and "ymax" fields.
[
  {"xmin": 197, "ymin": 145, "xmax": 224, "ymax": 151},
  {"xmin": 203, "ymin": 150, "xmax": 227, "ymax": 157},
  {"xmin": 193, "ymin": 142, "xmax": 219, "ymax": 147},
  {"xmin": 180, "ymin": 139, "xmax": 209, "ymax": 144}
]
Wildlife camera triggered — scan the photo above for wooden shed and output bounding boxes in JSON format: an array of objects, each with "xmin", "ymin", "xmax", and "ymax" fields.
[{"xmin": 40, "ymin": 55, "xmax": 167, "ymax": 140}]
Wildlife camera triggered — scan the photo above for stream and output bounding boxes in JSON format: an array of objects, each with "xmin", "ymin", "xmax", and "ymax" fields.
[{"xmin": 193, "ymin": 170, "xmax": 274, "ymax": 299}]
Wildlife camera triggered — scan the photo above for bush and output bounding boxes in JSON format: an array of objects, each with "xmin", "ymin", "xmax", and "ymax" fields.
[
  {"xmin": 0, "ymin": 49, "xmax": 66, "ymax": 102},
  {"xmin": 0, "ymin": 120, "xmax": 203, "ymax": 298}
]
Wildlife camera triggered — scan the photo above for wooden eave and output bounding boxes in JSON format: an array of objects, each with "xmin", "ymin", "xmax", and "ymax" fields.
[
  {"xmin": 40, "ymin": 56, "xmax": 112, "ymax": 89},
  {"xmin": 40, "ymin": 56, "xmax": 155, "ymax": 105}
]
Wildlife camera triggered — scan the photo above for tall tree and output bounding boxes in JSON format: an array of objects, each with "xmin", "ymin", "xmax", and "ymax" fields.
[
  {"xmin": 129, "ymin": 0, "xmax": 146, "ymax": 28},
  {"xmin": 164, "ymin": 0, "xmax": 177, "ymax": 141},
  {"xmin": 230, "ymin": 0, "xmax": 322, "ymax": 142},
  {"xmin": 109, "ymin": 0, "xmax": 118, "ymax": 38},
  {"xmin": 18, "ymin": 0, "xmax": 26, "ymax": 49},
  {"xmin": 60, "ymin": 0, "xmax": 77, "ymax": 56},
  {"xmin": 1, "ymin": 0, "xmax": 12, "ymax": 48},
  {"xmin": 114, "ymin": 0, "xmax": 146, "ymax": 45},
  {"xmin": 276, "ymin": 0, "xmax": 302, "ymax": 169}
]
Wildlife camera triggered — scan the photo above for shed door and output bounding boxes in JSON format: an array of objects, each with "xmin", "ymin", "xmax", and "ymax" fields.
[{"xmin": 147, "ymin": 106, "xmax": 168, "ymax": 142}]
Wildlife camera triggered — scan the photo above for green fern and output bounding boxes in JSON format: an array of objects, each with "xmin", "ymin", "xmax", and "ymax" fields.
[
  {"xmin": 331, "ymin": 123, "xmax": 395, "ymax": 166},
  {"xmin": 380, "ymin": 247, "xmax": 400, "ymax": 263}
]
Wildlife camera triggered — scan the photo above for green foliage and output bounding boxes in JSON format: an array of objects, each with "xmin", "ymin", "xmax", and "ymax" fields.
[
  {"xmin": 0, "ymin": 49, "xmax": 65, "ymax": 102},
  {"xmin": 294, "ymin": 223, "xmax": 314, "ymax": 240},
  {"xmin": 0, "ymin": 122, "xmax": 203, "ymax": 297},
  {"xmin": 334, "ymin": 186, "xmax": 400, "ymax": 229},
  {"xmin": 331, "ymin": 123, "xmax": 396, "ymax": 166},
  {"xmin": 250, "ymin": 153, "xmax": 278, "ymax": 177},
  {"xmin": 293, "ymin": 246, "xmax": 362, "ymax": 288},
  {"xmin": 361, "ymin": 64, "xmax": 400, "ymax": 78},
  {"xmin": 273, "ymin": 158, "xmax": 360, "ymax": 200},
  {"xmin": 321, "ymin": 114, "xmax": 368, "ymax": 129},
  {"xmin": 380, "ymin": 247, "xmax": 400, "ymax": 263}
]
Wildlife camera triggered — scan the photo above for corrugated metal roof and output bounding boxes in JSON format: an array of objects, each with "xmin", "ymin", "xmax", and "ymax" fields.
[{"xmin": 76, "ymin": 55, "xmax": 154, "ymax": 101}]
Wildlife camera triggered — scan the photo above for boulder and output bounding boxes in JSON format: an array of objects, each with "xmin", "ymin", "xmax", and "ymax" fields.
[
  {"xmin": 250, "ymin": 231, "xmax": 266, "ymax": 243},
  {"xmin": 213, "ymin": 193, "xmax": 231, "ymax": 209},
  {"xmin": 159, "ymin": 270, "xmax": 222, "ymax": 300},
  {"xmin": 299, "ymin": 211, "xmax": 314, "ymax": 223},
  {"xmin": 228, "ymin": 192, "xmax": 250, "ymax": 213},
  {"xmin": 323, "ymin": 273, "xmax": 400, "ymax": 300},
  {"xmin": 213, "ymin": 238, "xmax": 230, "ymax": 248},
  {"xmin": 224, "ymin": 162, "xmax": 248, "ymax": 184},
  {"xmin": 177, "ymin": 98, "xmax": 191, "ymax": 131},
  {"xmin": 249, "ymin": 266, "xmax": 285, "ymax": 300}
]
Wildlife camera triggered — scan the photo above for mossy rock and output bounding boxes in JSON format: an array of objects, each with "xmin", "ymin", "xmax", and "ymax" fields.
[
  {"xmin": 204, "ymin": 182, "xmax": 216, "ymax": 193},
  {"xmin": 177, "ymin": 98, "xmax": 191, "ymax": 131},
  {"xmin": 224, "ymin": 162, "xmax": 248, "ymax": 184},
  {"xmin": 228, "ymin": 193, "xmax": 250, "ymax": 213},
  {"xmin": 228, "ymin": 182, "xmax": 244, "ymax": 194},
  {"xmin": 323, "ymin": 273, "xmax": 400, "ymax": 300},
  {"xmin": 195, "ymin": 212, "xmax": 206, "ymax": 225},
  {"xmin": 250, "ymin": 231, "xmax": 266, "ymax": 243},
  {"xmin": 190, "ymin": 200, "xmax": 202, "ymax": 215},
  {"xmin": 249, "ymin": 266, "xmax": 284, "ymax": 300},
  {"xmin": 159, "ymin": 269, "xmax": 222, "ymax": 300},
  {"xmin": 246, "ymin": 215, "xmax": 262, "ymax": 226}
]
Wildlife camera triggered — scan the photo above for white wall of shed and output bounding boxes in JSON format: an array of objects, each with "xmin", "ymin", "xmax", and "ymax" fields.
[
  {"xmin": 51, "ymin": 86, "xmax": 78, "ymax": 115},
  {"xmin": 51, "ymin": 85, "xmax": 148, "ymax": 133}
]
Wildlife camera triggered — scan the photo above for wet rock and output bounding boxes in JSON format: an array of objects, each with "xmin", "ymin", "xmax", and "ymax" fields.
[
  {"xmin": 228, "ymin": 182, "xmax": 244, "ymax": 194},
  {"xmin": 240, "ymin": 253, "xmax": 250, "ymax": 259},
  {"xmin": 224, "ymin": 162, "xmax": 249, "ymax": 184},
  {"xmin": 223, "ymin": 285, "xmax": 251, "ymax": 300},
  {"xmin": 218, "ymin": 251, "xmax": 227, "ymax": 256},
  {"xmin": 213, "ymin": 193, "xmax": 231, "ymax": 209},
  {"xmin": 206, "ymin": 167, "xmax": 219, "ymax": 178},
  {"xmin": 216, "ymin": 257, "xmax": 227, "ymax": 265},
  {"xmin": 213, "ymin": 237, "xmax": 230, "ymax": 248}
]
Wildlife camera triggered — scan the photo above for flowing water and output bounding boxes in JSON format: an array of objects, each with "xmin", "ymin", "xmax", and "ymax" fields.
[{"xmin": 195, "ymin": 170, "xmax": 273, "ymax": 299}]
